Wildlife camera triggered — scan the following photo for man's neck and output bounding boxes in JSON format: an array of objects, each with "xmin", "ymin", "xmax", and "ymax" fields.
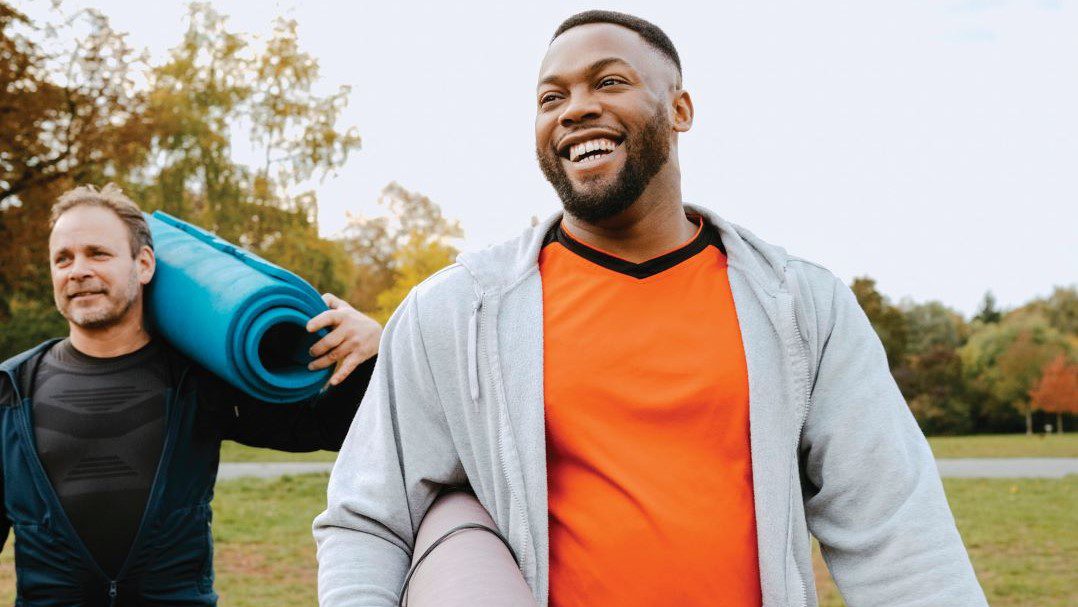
[
  {"xmin": 561, "ymin": 184, "xmax": 696, "ymax": 263},
  {"xmin": 68, "ymin": 318, "xmax": 151, "ymax": 359}
]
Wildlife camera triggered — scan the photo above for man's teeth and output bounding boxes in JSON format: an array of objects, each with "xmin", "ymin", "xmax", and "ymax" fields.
[{"xmin": 569, "ymin": 138, "xmax": 618, "ymax": 162}]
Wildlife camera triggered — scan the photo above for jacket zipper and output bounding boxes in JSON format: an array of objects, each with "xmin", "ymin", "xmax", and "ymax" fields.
[
  {"xmin": 785, "ymin": 292, "xmax": 811, "ymax": 607},
  {"xmin": 475, "ymin": 295, "xmax": 535, "ymax": 589},
  {"xmin": 12, "ymin": 365, "xmax": 189, "ymax": 601}
]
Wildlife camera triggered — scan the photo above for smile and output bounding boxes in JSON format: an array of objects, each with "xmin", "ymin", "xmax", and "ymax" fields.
[
  {"xmin": 69, "ymin": 291, "xmax": 104, "ymax": 300},
  {"xmin": 567, "ymin": 137, "xmax": 621, "ymax": 163}
]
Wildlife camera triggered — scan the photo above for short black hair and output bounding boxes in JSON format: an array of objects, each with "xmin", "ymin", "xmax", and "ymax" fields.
[{"xmin": 552, "ymin": 10, "xmax": 682, "ymax": 82}]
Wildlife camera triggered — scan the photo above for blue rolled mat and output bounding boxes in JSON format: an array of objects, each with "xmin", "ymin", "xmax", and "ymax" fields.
[{"xmin": 145, "ymin": 211, "xmax": 332, "ymax": 403}]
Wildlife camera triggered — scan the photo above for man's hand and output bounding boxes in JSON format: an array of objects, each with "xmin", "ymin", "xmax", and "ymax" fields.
[{"xmin": 306, "ymin": 293, "xmax": 382, "ymax": 386}]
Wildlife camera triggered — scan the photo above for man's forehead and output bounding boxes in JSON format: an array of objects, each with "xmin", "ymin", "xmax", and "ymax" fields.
[
  {"xmin": 538, "ymin": 22, "xmax": 672, "ymax": 84},
  {"xmin": 50, "ymin": 206, "xmax": 127, "ymax": 248}
]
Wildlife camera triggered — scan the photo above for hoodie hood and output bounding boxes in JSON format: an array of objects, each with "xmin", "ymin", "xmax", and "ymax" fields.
[{"xmin": 456, "ymin": 203, "xmax": 791, "ymax": 297}]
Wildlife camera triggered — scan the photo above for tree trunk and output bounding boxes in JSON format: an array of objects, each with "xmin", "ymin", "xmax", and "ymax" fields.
[
  {"xmin": 1025, "ymin": 410, "xmax": 1033, "ymax": 435},
  {"xmin": 1059, "ymin": 412, "xmax": 1064, "ymax": 434}
]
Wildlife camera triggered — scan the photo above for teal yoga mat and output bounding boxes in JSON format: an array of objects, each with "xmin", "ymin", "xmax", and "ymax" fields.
[{"xmin": 145, "ymin": 211, "xmax": 331, "ymax": 403}]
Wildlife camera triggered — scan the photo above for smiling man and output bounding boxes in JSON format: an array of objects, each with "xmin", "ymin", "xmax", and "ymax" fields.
[
  {"xmin": 0, "ymin": 184, "xmax": 380, "ymax": 605},
  {"xmin": 316, "ymin": 11, "xmax": 987, "ymax": 606}
]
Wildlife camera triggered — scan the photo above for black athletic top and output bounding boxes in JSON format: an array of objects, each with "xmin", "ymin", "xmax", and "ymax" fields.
[{"xmin": 32, "ymin": 339, "xmax": 168, "ymax": 576}]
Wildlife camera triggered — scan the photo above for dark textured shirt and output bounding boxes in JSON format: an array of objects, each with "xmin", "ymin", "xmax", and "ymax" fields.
[{"xmin": 32, "ymin": 338, "xmax": 168, "ymax": 577}]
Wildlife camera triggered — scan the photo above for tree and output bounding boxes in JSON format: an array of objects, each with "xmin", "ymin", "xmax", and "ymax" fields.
[
  {"xmin": 961, "ymin": 311, "xmax": 1070, "ymax": 434},
  {"xmin": 0, "ymin": 1, "xmax": 363, "ymax": 358},
  {"xmin": 973, "ymin": 291, "xmax": 1002, "ymax": 325},
  {"xmin": 1029, "ymin": 354, "xmax": 1078, "ymax": 433},
  {"xmin": 851, "ymin": 277, "xmax": 908, "ymax": 369},
  {"xmin": 1, "ymin": 3, "xmax": 150, "ymax": 314},
  {"xmin": 1022, "ymin": 286, "xmax": 1078, "ymax": 336},
  {"xmin": 373, "ymin": 232, "xmax": 459, "ymax": 325},
  {"xmin": 340, "ymin": 182, "xmax": 463, "ymax": 315},
  {"xmin": 894, "ymin": 300, "xmax": 972, "ymax": 434}
]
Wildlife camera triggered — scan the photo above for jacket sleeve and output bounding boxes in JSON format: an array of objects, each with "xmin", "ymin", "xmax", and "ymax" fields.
[
  {"xmin": 0, "ymin": 464, "xmax": 7, "ymax": 554},
  {"xmin": 313, "ymin": 291, "xmax": 466, "ymax": 606},
  {"xmin": 800, "ymin": 275, "xmax": 987, "ymax": 606},
  {"xmin": 200, "ymin": 354, "xmax": 376, "ymax": 453}
]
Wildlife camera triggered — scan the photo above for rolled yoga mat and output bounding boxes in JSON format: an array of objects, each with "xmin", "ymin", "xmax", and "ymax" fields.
[
  {"xmin": 402, "ymin": 490, "xmax": 537, "ymax": 607},
  {"xmin": 145, "ymin": 211, "xmax": 331, "ymax": 403}
]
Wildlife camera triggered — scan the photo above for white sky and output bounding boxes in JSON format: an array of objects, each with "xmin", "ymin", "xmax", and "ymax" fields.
[{"xmin": 19, "ymin": 0, "xmax": 1078, "ymax": 316}]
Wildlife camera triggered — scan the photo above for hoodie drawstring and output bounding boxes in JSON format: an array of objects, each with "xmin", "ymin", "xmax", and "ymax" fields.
[{"xmin": 467, "ymin": 299, "xmax": 481, "ymax": 410}]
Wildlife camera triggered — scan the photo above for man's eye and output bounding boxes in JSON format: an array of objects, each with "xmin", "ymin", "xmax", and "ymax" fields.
[
  {"xmin": 540, "ymin": 93, "xmax": 562, "ymax": 105},
  {"xmin": 599, "ymin": 78, "xmax": 624, "ymax": 88}
]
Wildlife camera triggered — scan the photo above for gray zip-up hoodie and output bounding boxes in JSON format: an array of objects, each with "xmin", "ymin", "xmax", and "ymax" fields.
[{"xmin": 314, "ymin": 205, "xmax": 987, "ymax": 607}]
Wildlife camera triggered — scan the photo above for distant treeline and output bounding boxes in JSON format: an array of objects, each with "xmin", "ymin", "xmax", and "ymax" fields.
[
  {"xmin": 851, "ymin": 280, "xmax": 1075, "ymax": 434},
  {"xmin": 1, "ymin": 2, "xmax": 1074, "ymax": 435}
]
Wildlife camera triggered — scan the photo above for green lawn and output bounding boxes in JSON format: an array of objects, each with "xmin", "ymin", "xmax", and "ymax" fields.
[
  {"xmin": 1, "ymin": 475, "xmax": 1073, "ymax": 606},
  {"xmin": 927, "ymin": 434, "xmax": 1078, "ymax": 458},
  {"xmin": 216, "ymin": 434, "xmax": 1078, "ymax": 464},
  {"xmin": 219, "ymin": 441, "xmax": 338, "ymax": 463}
]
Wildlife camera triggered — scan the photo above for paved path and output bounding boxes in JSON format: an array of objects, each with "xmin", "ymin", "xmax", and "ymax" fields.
[
  {"xmin": 218, "ymin": 462, "xmax": 333, "ymax": 480},
  {"xmin": 218, "ymin": 458, "xmax": 1078, "ymax": 482},
  {"xmin": 935, "ymin": 458, "xmax": 1078, "ymax": 479}
]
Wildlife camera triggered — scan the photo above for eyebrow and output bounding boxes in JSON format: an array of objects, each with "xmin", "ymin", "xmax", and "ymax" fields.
[{"xmin": 538, "ymin": 57, "xmax": 635, "ymax": 89}]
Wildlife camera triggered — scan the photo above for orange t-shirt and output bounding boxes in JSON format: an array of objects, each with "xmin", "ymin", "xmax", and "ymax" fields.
[{"xmin": 540, "ymin": 217, "xmax": 761, "ymax": 606}]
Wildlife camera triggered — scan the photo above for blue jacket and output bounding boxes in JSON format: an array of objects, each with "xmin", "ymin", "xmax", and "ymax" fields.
[{"xmin": 0, "ymin": 339, "xmax": 373, "ymax": 606}]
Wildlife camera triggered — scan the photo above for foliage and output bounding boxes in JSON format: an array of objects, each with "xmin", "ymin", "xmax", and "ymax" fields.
[
  {"xmin": 0, "ymin": 1, "xmax": 363, "ymax": 357},
  {"xmin": 892, "ymin": 300, "xmax": 973, "ymax": 434},
  {"xmin": 0, "ymin": 296, "xmax": 68, "ymax": 358},
  {"xmin": 850, "ymin": 277, "xmax": 907, "ymax": 369},
  {"xmin": 959, "ymin": 311, "xmax": 1071, "ymax": 434},
  {"xmin": 339, "ymin": 182, "xmax": 463, "ymax": 320},
  {"xmin": 1029, "ymin": 354, "xmax": 1078, "ymax": 432},
  {"xmin": 973, "ymin": 291, "xmax": 1003, "ymax": 325}
]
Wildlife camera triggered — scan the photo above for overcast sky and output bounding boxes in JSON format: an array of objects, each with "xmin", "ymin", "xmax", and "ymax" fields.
[{"xmin": 20, "ymin": 0, "xmax": 1077, "ymax": 316}]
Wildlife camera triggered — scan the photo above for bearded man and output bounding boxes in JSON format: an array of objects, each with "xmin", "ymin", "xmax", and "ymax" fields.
[
  {"xmin": 315, "ymin": 10, "xmax": 987, "ymax": 607},
  {"xmin": 0, "ymin": 184, "xmax": 380, "ymax": 605}
]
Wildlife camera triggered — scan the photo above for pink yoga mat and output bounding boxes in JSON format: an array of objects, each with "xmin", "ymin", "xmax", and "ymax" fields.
[{"xmin": 402, "ymin": 491, "xmax": 537, "ymax": 607}]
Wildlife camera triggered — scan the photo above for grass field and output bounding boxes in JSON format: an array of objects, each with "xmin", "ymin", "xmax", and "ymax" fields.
[
  {"xmin": 927, "ymin": 433, "xmax": 1078, "ymax": 458},
  {"xmin": 219, "ymin": 441, "xmax": 338, "ymax": 462},
  {"xmin": 1, "ymin": 474, "xmax": 1073, "ymax": 606},
  {"xmin": 215, "ymin": 433, "xmax": 1078, "ymax": 464}
]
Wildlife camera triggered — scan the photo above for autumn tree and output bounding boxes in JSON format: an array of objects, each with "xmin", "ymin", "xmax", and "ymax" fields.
[
  {"xmin": 1, "ymin": 3, "xmax": 150, "ymax": 315},
  {"xmin": 894, "ymin": 300, "xmax": 972, "ymax": 434},
  {"xmin": 851, "ymin": 277, "xmax": 908, "ymax": 369},
  {"xmin": 0, "ymin": 1, "xmax": 361, "ymax": 358},
  {"xmin": 340, "ymin": 182, "xmax": 463, "ymax": 322},
  {"xmin": 960, "ymin": 312, "xmax": 1070, "ymax": 434},
  {"xmin": 1029, "ymin": 354, "xmax": 1078, "ymax": 433}
]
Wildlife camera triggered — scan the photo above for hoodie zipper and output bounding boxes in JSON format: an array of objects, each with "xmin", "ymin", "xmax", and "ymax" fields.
[
  {"xmin": 785, "ymin": 292, "xmax": 811, "ymax": 607},
  {"xmin": 12, "ymin": 365, "xmax": 188, "ymax": 601},
  {"xmin": 470, "ymin": 294, "xmax": 534, "ymax": 587}
]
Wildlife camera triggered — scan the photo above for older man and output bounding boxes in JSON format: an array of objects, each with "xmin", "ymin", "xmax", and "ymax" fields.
[
  {"xmin": 315, "ymin": 10, "xmax": 987, "ymax": 607},
  {"xmin": 0, "ymin": 183, "xmax": 380, "ymax": 605}
]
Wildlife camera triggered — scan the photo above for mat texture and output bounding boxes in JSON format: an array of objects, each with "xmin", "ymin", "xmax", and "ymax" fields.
[{"xmin": 145, "ymin": 211, "xmax": 331, "ymax": 403}]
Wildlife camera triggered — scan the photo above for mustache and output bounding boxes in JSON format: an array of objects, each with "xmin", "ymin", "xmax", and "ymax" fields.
[{"xmin": 66, "ymin": 283, "xmax": 108, "ymax": 298}]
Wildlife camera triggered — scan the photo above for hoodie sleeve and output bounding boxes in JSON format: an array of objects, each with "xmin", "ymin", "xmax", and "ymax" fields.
[
  {"xmin": 313, "ymin": 290, "xmax": 466, "ymax": 606},
  {"xmin": 799, "ymin": 274, "xmax": 987, "ymax": 606}
]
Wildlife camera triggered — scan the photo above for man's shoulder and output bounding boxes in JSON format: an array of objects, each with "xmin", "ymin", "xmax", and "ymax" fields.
[{"xmin": 0, "ymin": 339, "xmax": 62, "ymax": 372}]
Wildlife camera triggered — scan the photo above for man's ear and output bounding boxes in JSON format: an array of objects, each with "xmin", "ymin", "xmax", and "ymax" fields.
[
  {"xmin": 672, "ymin": 89, "xmax": 694, "ymax": 133},
  {"xmin": 137, "ymin": 246, "xmax": 156, "ymax": 286}
]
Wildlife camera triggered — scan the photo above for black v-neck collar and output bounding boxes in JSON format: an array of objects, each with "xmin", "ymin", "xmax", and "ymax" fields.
[{"xmin": 542, "ymin": 216, "xmax": 725, "ymax": 279}]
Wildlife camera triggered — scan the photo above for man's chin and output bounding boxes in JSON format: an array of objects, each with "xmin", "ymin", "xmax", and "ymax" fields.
[{"xmin": 65, "ymin": 306, "xmax": 124, "ymax": 330}]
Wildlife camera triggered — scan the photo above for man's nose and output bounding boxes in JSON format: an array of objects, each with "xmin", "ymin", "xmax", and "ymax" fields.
[
  {"xmin": 559, "ymin": 91, "xmax": 602, "ymax": 127},
  {"xmin": 67, "ymin": 256, "xmax": 95, "ymax": 279}
]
